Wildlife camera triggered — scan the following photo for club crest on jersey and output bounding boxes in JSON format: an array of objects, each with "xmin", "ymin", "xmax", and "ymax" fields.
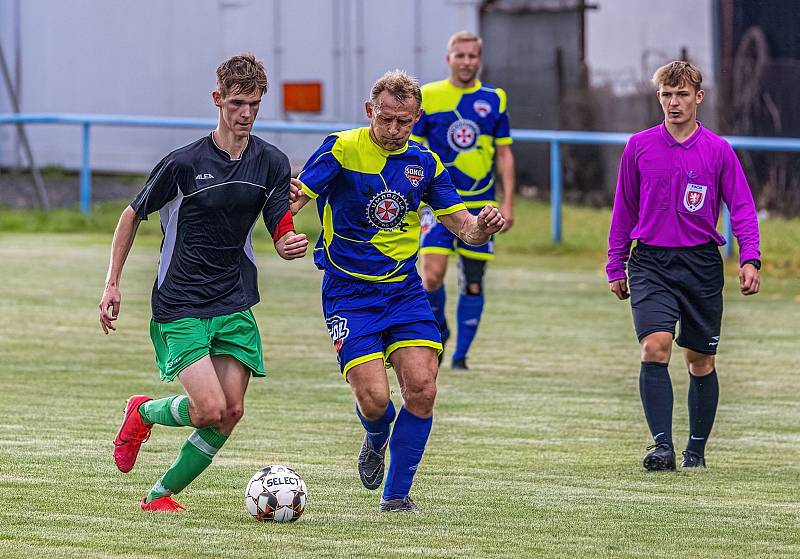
[
  {"xmin": 366, "ymin": 189, "xmax": 408, "ymax": 231},
  {"xmin": 404, "ymin": 165, "xmax": 425, "ymax": 187},
  {"xmin": 447, "ymin": 119, "xmax": 480, "ymax": 152},
  {"xmin": 473, "ymin": 99, "xmax": 492, "ymax": 117},
  {"xmin": 683, "ymin": 183, "xmax": 707, "ymax": 212},
  {"xmin": 326, "ymin": 315, "xmax": 349, "ymax": 352}
]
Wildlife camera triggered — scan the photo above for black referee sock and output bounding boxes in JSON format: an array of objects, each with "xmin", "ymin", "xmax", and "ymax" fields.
[
  {"xmin": 639, "ymin": 362, "xmax": 674, "ymax": 447},
  {"xmin": 686, "ymin": 369, "xmax": 719, "ymax": 456}
]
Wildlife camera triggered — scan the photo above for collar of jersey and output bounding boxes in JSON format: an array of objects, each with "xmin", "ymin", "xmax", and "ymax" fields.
[
  {"xmin": 445, "ymin": 78, "xmax": 483, "ymax": 95},
  {"xmin": 362, "ymin": 127, "xmax": 409, "ymax": 156},
  {"xmin": 659, "ymin": 120, "xmax": 704, "ymax": 149},
  {"xmin": 209, "ymin": 131, "xmax": 250, "ymax": 161}
]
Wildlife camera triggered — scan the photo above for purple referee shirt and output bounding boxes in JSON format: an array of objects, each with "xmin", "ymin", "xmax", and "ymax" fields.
[{"xmin": 606, "ymin": 122, "xmax": 761, "ymax": 282}]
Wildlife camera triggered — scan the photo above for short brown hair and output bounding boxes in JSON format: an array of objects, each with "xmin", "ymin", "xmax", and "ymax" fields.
[
  {"xmin": 447, "ymin": 31, "xmax": 482, "ymax": 54},
  {"xmin": 651, "ymin": 61, "xmax": 703, "ymax": 92},
  {"xmin": 370, "ymin": 70, "xmax": 422, "ymax": 111},
  {"xmin": 216, "ymin": 53, "xmax": 268, "ymax": 98}
]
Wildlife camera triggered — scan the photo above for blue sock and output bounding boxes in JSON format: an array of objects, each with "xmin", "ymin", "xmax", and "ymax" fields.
[
  {"xmin": 639, "ymin": 362, "xmax": 673, "ymax": 447},
  {"xmin": 383, "ymin": 407, "xmax": 432, "ymax": 501},
  {"xmin": 426, "ymin": 285, "xmax": 449, "ymax": 342},
  {"xmin": 356, "ymin": 400, "xmax": 396, "ymax": 450},
  {"xmin": 452, "ymin": 293, "xmax": 484, "ymax": 362}
]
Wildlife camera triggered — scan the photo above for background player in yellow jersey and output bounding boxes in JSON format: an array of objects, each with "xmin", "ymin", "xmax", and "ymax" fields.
[
  {"xmin": 412, "ymin": 31, "xmax": 516, "ymax": 370},
  {"xmin": 290, "ymin": 70, "xmax": 504, "ymax": 512}
]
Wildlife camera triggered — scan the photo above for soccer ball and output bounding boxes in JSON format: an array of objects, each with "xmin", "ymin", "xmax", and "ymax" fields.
[{"xmin": 245, "ymin": 465, "xmax": 307, "ymax": 522}]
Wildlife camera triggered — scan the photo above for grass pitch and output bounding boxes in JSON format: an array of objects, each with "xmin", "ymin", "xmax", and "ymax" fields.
[{"xmin": 1, "ymin": 201, "xmax": 799, "ymax": 558}]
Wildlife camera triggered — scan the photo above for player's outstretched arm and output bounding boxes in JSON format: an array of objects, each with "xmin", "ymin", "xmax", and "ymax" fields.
[
  {"xmin": 275, "ymin": 230, "xmax": 308, "ymax": 260},
  {"xmin": 99, "ymin": 206, "xmax": 141, "ymax": 334},
  {"xmin": 439, "ymin": 205, "xmax": 505, "ymax": 247},
  {"xmin": 289, "ymin": 178, "xmax": 311, "ymax": 215}
]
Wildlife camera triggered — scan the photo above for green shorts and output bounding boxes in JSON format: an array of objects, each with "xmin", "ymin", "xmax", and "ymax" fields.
[{"xmin": 150, "ymin": 309, "xmax": 266, "ymax": 382}]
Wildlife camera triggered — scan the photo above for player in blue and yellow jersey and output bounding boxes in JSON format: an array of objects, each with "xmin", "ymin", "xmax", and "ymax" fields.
[
  {"xmin": 411, "ymin": 31, "xmax": 517, "ymax": 370},
  {"xmin": 290, "ymin": 70, "xmax": 505, "ymax": 512}
]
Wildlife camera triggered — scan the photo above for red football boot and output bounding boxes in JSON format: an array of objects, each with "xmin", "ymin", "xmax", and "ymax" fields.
[
  {"xmin": 113, "ymin": 395, "xmax": 153, "ymax": 473},
  {"xmin": 140, "ymin": 495, "xmax": 186, "ymax": 513}
]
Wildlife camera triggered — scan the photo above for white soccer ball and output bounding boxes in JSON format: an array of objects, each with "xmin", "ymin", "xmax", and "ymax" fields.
[{"xmin": 245, "ymin": 465, "xmax": 307, "ymax": 522}]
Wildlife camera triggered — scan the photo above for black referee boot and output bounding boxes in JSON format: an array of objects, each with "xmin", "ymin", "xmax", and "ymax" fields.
[
  {"xmin": 643, "ymin": 443, "xmax": 676, "ymax": 471},
  {"xmin": 681, "ymin": 450, "xmax": 706, "ymax": 468}
]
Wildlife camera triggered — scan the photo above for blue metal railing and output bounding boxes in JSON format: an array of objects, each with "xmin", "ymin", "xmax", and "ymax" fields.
[{"xmin": 3, "ymin": 113, "xmax": 800, "ymax": 253}]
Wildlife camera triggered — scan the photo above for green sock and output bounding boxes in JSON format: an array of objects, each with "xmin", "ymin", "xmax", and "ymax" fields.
[
  {"xmin": 146, "ymin": 428, "xmax": 229, "ymax": 502},
  {"xmin": 139, "ymin": 395, "xmax": 193, "ymax": 427}
]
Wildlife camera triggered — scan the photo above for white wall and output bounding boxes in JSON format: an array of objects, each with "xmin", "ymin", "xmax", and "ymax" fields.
[
  {"xmin": 0, "ymin": 0, "xmax": 479, "ymax": 173},
  {"xmin": 586, "ymin": 0, "xmax": 715, "ymax": 95}
]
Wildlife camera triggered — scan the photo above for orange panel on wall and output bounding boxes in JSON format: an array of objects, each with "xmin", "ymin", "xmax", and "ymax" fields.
[{"xmin": 283, "ymin": 82, "xmax": 323, "ymax": 113}]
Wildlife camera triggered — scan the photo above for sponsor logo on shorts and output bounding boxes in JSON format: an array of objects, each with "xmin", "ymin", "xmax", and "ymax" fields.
[
  {"xmin": 447, "ymin": 119, "xmax": 480, "ymax": 152},
  {"xmin": 473, "ymin": 99, "xmax": 492, "ymax": 117},
  {"xmin": 683, "ymin": 183, "xmax": 707, "ymax": 212},
  {"xmin": 326, "ymin": 315, "xmax": 349, "ymax": 352},
  {"xmin": 195, "ymin": 173, "xmax": 215, "ymax": 180},
  {"xmin": 366, "ymin": 190, "xmax": 408, "ymax": 231},
  {"xmin": 709, "ymin": 335, "xmax": 720, "ymax": 347},
  {"xmin": 404, "ymin": 165, "xmax": 424, "ymax": 187}
]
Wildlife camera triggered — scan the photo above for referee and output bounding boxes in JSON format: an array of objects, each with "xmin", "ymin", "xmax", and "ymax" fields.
[{"xmin": 606, "ymin": 61, "xmax": 761, "ymax": 471}]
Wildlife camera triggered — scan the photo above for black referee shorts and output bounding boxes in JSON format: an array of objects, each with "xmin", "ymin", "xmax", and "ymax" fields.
[{"xmin": 627, "ymin": 242, "xmax": 724, "ymax": 355}]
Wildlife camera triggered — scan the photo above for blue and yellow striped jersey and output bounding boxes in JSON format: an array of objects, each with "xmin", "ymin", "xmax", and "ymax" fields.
[
  {"xmin": 298, "ymin": 127, "xmax": 466, "ymax": 283},
  {"xmin": 411, "ymin": 79, "xmax": 512, "ymax": 208}
]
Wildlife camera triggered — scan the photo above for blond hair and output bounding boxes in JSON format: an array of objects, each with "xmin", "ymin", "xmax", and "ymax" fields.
[
  {"xmin": 370, "ymin": 70, "xmax": 422, "ymax": 110},
  {"xmin": 447, "ymin": 31, "xmax": 482, "ymax": 54},
  {"xmin": 216, "ymin": 53, "xmax": 268, "ymax": 98},
  {"xmin": 651, "ymin": 61, "xmax": 703, "ymax": 92}
]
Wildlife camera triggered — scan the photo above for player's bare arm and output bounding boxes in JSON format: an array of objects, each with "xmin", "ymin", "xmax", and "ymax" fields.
[
  {"xmin": 289, "ymin": 178, "xmax": 310, "ymax": 215},
  {"xmin": 609, "ymin": 278, "xmax": 630, "ymax": 300},
  {"xmin": 438, "ymin": 205, "xmax": 504, "ymax": 246},
  {"xmin": 274, "ymin": 230, "xmax": 308, "ymax": 260},
  {"xmin": 496, "ymin": 144, "xmax": 516, "ymax": 232},
  {"xmin": 739, "ymin": 262, "xmax": 760, "ymax": 296},
  {"xmin": 99, "ymin": 205, "xmax": 141, "ymax": 334}
]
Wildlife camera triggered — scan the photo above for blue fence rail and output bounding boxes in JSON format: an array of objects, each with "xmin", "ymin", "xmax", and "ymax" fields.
[{"xmin": 3, "ymin": 113, "xmax": 800, "ymax": 254}]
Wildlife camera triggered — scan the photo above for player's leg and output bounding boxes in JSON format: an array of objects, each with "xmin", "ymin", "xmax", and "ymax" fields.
[
  {"xmin": 420, "ymin": 207, "xmax": 455, "ymax": 361},
  {"xmin": 675, "ymin": 245, "xmax": 724, "ymax": 468},
  {"xmin": 628, "ymin": 245, "xmax": 680, "ymax": 470},
  {"xmin": 346, "ymin": 353, "xmax": 395, "ymax": 491},
  {"xmin": 381, "ymin": 344, "xmax": 439, "ymax": 512},
  {"xmin": 451, "ymin": 255, "xmax": 487, "ymax": 369},
  {"xmin": 142, "ymin": 355, "xmax": 229, "ymax": 510},
  {"xmin": 113, "ymin": 317, "xmax": 208, "ymax": 474}
]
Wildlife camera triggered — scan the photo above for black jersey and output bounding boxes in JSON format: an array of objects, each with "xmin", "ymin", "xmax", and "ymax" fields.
[{"xmin": 131, "ymin": 133, "xmax": 291, "ymax": 322}]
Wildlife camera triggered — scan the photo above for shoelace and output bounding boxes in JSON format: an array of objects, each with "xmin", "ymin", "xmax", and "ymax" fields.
[
  {"xmin": 114, "ymin": 416, "xmax": 152, "ymax": 447},
  {"xmin": 646, "ymin": 443, "xmax": 672, "ymax": 452}
]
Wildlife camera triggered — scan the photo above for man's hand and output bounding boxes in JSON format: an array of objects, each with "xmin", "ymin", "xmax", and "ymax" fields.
[
  {"xmin": 275, "ymin": 230, "xmax": 308, "ymax": 260},
  {"xmin": 289, "ymin": 178, "xmax": 309, "ymax": 215},
  {"xmin": 739, "ymin": 263, "xmax": 760, "ymax": 295},
  {"xmin": 99, "ymin": 284, "xmax": 121, "ymax": 334},
  {"xmin": 500, "ymin": 201, "xmax": 514, "ymax": 233},
  {"xmin": 610, "ymin": 279, "xmax": 630, "ymax": 300},
  {"xmin": 477, "ymin": 205, "xmax": 505, "ymax": 235}
]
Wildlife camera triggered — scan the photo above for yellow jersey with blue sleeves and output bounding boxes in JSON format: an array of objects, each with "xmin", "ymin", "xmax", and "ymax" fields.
[
  {"xmin": 297, "ymin": 127, "xmax": 466, "ymax": 283},
  {"xmin": 411, "ymin": 79, "xmax": 512, "ymax": 209}
]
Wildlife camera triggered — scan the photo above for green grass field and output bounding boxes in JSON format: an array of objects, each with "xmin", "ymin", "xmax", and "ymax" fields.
[{"xmin": 1, "ymin": 201, "xmax": 799, "ymax": 558}]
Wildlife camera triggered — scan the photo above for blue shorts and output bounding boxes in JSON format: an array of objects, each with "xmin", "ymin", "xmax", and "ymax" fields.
[
  {"xmin": 419, "ymin": 205, "xmax": 494, "ymax": 261},
  {"xmin": 321, "ymin": 273, "xmax": 443, "ymax": 379}
]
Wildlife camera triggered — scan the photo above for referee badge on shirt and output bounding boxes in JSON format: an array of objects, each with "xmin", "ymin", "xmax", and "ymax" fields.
[{"xmin": 683, "ymin": 183, "xmax": 707, "ymax": 213}]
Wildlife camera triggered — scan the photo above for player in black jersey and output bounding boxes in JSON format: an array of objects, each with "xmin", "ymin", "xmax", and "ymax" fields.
[{"xmin": 99, "ymin": 53, "xmax": 308, "ymax": 512}]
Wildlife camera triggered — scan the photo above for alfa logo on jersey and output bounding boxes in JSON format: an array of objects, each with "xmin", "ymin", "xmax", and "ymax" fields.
[
  {"xmin": 326, "ymin": 315, "xmax": 349, "ymax": 352},
  {"xmin": 404, "ymin": 165, "xmax": 425, "ymax": 187},
  {"xmin": 473, "ymin": 100, "xmax": 492, "ymax": 117},
  {"xmin": 366, "ymin": 190, "xmax": 408, "ymax": 231},
  {"xmin": 447, "ymin": 119, "xmax": 480, "ymax": 152},
  {"xmin": 683, "ymin": 183, "xmax": 707, "ymax": 212}
]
